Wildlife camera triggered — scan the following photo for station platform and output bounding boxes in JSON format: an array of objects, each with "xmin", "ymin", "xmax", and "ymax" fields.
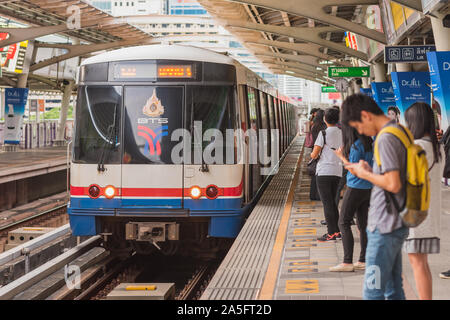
[
  {"xmin": 202, "ymin": 136, "xmax": 450, "ymax": 300},
  {"xmin": 0, "ymin": 147, "xmax": 68, "ymax": 184}
]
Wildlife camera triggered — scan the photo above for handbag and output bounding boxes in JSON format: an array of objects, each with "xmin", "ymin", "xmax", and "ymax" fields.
[
  {"xmin": 307, "ymin": 130, "xmax": 326, "ymax": 176},
  {"xmin": 305, "ymin": 131, "xmax": 314, "ymax": 148}
]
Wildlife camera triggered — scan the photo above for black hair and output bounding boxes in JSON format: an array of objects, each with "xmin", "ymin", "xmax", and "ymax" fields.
[
  {"xmin": 332, "ymin": 105, "xmax": 340, "ymax": 110},
  {"xmin": 388, "ymin": 106, "xmax": 400, "ymax": 115},
  {"xmin": 313, "ymin": 109, "xmax": 325, "ymax": 125},
  {"xmin": 405, "ymin": 102, "xmax": 441, "ymax": 164},
  {"xmin": 341, "ymin": 123, "xmax": 373, "ymax": 158},
  {"xmin": 340, "ymin": 93, "xmax": 383, "ymax": 126},
  {"xmin": 324, "ymin": 108, "xmax": 339, "ymax": 125},
  {"xmin": 310, "ymin": 108, "xmax": 319, "ymax": 115}
]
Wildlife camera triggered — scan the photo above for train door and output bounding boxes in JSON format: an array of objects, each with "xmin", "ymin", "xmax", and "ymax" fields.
[{"xmin": 121, "ymin": 86, "xmax": 184, "ymax": 208}]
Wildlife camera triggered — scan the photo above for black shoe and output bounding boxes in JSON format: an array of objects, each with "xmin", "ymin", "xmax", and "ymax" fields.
[
  {"xmin": 439, "ymin": 270, "xmax": 450, "ymax": 279},
  {"xmin": 320, "ymin": 220, "xmax": 327, "ymax": 225},
  {"xmin": 317, "ymin": 233, "xmax": 337, "ymax": 242}
]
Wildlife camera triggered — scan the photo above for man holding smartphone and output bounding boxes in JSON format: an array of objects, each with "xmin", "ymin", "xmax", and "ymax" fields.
[{"xmin": 340, "ymin": 94, "xmax": 409, "ymax": 300}]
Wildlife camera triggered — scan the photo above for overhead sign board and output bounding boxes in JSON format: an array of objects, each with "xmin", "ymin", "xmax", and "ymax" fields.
[
  {"xmin": 321, "ymin": 86, "xmax": 337, "ymax": 93},
  {"xmin": 328, "ymin": 66, "xmax": 370, "ymax": 78},
  {"xmin": 384, "ymin": 45, "xmax": 436, "ymax": 63}
]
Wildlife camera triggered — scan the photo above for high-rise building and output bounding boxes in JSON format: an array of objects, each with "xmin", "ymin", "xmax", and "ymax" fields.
[
  {"xmin": 86, "ymin": 0, "xmax": 166, "ymax": 16},
  {"xmin": 168, "ymin": 0, "xmax": 208, "ymax": 15},
  {"xmin": 86, "ymin": 0, "xmax": 112, "ymax": 14}
]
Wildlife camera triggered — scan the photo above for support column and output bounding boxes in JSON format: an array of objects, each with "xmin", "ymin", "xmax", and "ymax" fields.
[
  {"xmin": 430, "ymin": 13, "xmax": 450, "ymax": 51},
  {"xmin": 362, "ymin": 77, "xmax": 370, "ymax": 89},
  {"xmin": 373, "ymin": 62, "xmax": 387, "ymax": 82},
  {"xmin": 353, "ymin": 80, "xmax": 361, "ymax": 93},
  {"xmin": 55, "ymin": 80, "xmax": 74, "ymax": 146},
  {"xmin": 347, "ymin": 82, "xmax": 354, "ymax": 96},
  {"xmin": 395, "ymin": 63, "xmax": 412, "ymax": 72}
]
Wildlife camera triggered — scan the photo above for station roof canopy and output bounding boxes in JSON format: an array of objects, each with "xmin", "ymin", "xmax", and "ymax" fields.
[
  {"xmin": 196, "ymin": 0, "xmax": 433, "ymax": 84},
  {"xmin": 0, "ymin": 0, "xmax": 153, "ymax": 90}
]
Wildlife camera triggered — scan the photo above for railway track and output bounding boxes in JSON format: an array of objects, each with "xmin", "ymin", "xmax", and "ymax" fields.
[{"xmin": 0, "ymin": 204, "xmax": 68, "ymax": 253}]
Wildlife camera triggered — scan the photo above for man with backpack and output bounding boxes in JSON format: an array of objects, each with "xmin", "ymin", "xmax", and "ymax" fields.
[{"xmin": 341, "ymin": 94, "xmax": 429, "ymax": 300}]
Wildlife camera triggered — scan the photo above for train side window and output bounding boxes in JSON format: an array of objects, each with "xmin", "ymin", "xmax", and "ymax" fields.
[
  {"xmin": 247, "ymin": 87, "xmax": 258, "ymax": 131},
  {"xmin": 186, "ymin": 85, "xmax": 236, "ymax": 164},
  {"xmin": 267, "ymin": 96, "xmax": 276, "ymax": 131},
  {"xmin": 73, "ymin": 86, "xmax": 122, "ymax": 164}
]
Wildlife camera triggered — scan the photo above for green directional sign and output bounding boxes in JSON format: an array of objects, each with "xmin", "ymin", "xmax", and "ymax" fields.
[
  {"xmin": 328, "ymin": 66, "xmax": 370, "ymax": 78},
  {"xmin": 321, "ymin": 86, "xmax": 337, "ymax": 93}
]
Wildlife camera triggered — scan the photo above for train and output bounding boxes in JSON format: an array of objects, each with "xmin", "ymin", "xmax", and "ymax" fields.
[{"xmin": 68, "ymin": 44, "xmax": 298, "ymax": 255}]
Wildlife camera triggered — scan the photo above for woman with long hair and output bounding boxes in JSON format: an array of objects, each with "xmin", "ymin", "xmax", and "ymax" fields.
[
  {"xmin": 404, "ymin": 102, "xmax": 443, "ymax": 300},
  {"xmin": 330, "ymin": 125, "xmax": 373, "ymax": 271},
  {"xmin": 309, "ymin": 109, "xmax": 327, "ymax": 200}
]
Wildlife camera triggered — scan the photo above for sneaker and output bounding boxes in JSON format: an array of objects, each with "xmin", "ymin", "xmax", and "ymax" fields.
[
  {"xmin": 353, "ymin": 262, "xmax": 366, "ymax": 270},
  {"xmin": 329, "ymin": 263, "xmax": 354, "ymax": 272},
  {"xmin": 439, "ymin": 270, "xmax": 450, "ymax": 279},
  {"xmin": 334, "ymin": 232, "xmax": 342, "ymax": 240},
  {"xmin": 317, "ymin": 233, "xmax": 336, "ymax": 242},
  {"xmin": 320, "ymin": 220, "xmax": 327, "ymax": 225}
]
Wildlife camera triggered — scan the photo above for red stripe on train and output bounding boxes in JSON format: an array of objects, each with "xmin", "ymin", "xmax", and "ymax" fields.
[{"xmin": 70, "ymin": 179, "xmax": 243, "ymax": 198}]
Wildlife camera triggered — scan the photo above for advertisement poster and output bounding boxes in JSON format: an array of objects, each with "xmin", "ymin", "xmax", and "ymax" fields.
[
  {"xmin": 4, "ymin": 88, "xmax": 29, "ymax": 145},
  {"xmin": 371, "ymin": 82, "xmax": 396, "ymax": 114},
  {"xmin": 360, "ymin": 88, "xmax": 373, "ymax": 97},
  {"xmin": 427, "ymin": 51, "xmax": 450, "ymax": 131},
  {"xmin": 391, "ymin": 72, "xmax": 431, "ymax": 123}
]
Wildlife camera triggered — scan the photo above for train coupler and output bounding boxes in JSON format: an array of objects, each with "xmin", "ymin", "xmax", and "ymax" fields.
[{"xmin": 125, "ymin": 222, "xmax": 180, "ymax": 242}]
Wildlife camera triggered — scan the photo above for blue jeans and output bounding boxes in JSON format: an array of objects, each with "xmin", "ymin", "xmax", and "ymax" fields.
[{"xmin": 363, "ymin": 226, "xmax": 409, "ymax": 300}]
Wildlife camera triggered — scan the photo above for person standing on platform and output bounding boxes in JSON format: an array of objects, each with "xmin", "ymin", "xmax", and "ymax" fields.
[
  {"xmin": 403, "ymin": 102, "xmax": 442, "ymax": 300},
  {"xmin": 341, "ymin": 94, "xmax": 409, "ymax": 300},
  {"xmin": 310, "ymin": 108, "xmax": 343, "ymax": 241},
  {"xmin": 329, "ymin": 126, "xmax": 373, "ymax": 272},
  {"xmin": 309, "ymin": 109, "xmax": 327, "ymax": 201}
]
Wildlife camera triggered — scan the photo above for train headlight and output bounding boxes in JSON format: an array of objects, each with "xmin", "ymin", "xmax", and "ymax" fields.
[
  {"xmin": 88, "ymin": 185, "xmax": 101, "ymax": 199},
  {"xmin": 104, "ymin": 185, "xmax": 116, "ymax": 199},
  {"xmin": 189, "ymin": 186, "xmax": 202, "ymax": 199},
  {"xmin": 205, "ymin": 185, "xmax": 219, "ymax": 199}
]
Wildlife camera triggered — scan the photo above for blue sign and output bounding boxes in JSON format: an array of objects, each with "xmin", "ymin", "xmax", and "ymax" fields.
[
  {"xmin": 384, "ymin": 45, "xmax": 436, "ymax": 63},
  {"xmin": 427, "ymin": 51, "xmax": 450, "ymax": 131},
  {"xmin": 371, "ymin": 82, "xmax": 396, "ymax": 114},
  {"xmin": 391, "ymin": 72, "xmax": 431, "ymax": 123},
  {"xmin": 360, "ymin": 88, "xmax": 373, "ymax": 97},
  {"xmin": 4, "ymin": 88, "xmax": 29, "ymax": 145}
]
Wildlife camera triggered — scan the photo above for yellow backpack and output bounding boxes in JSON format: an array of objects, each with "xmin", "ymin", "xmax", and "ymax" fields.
[{"xmin": 374, "ymin": 125, "xmax": 430, "ymax": 228}]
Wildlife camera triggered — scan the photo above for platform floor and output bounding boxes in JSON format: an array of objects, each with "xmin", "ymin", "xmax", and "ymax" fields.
[
  {"xmin": 203, "ymin": 136, "xmax": 450, "ymax": 300},
  {"xmin": 0, "ymin": 147, "xmax": 67, "ymax": 183}
]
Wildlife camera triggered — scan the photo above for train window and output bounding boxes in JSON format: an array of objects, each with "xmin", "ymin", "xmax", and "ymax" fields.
[
  {"xmin": 258, "ymin": 92, "xmax": 269, "ymax": 130},
  {"xmin": 122, "ymin": 86, "xmax": 184, "ymax": 164},
  {"xmin": 267, "ymin": 96, "xmax": 276, "ymax": 131},
  {"xmin": 186, "ymin": 85, "xmax": 236, "ymax": 164},
  {"xmin": 247, "ymin": 87, "xmax": 258, "ymax": 131},
  {"xmin": 73, "ymin": 86, "xmax": 122, "ymax": 164}
]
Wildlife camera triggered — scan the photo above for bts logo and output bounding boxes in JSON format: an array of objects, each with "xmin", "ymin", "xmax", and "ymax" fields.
[{"xmin": 138, "ymin": 125, "xmax": 168, "ymax": 156}]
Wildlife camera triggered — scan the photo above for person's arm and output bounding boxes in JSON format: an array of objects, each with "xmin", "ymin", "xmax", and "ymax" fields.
[
  {"xmin": 310, "ymin": 130, "xmax": 324, "ymax": 159},
  {"xmin": 310, "ymin": 145, "xmax": 322, "ymax": 159},
  {"xmin": 345, "ymin": 161, "xmax": 401, "ymax": 193},
  {"xmin": 334, "ymin": 146, "xmax": 350, "ymax": 165}
]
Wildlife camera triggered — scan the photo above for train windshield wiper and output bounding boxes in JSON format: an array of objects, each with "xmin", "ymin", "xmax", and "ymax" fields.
[{"xmin": 97, "ymin": 104, "xmax": 118, "ymax": 172}]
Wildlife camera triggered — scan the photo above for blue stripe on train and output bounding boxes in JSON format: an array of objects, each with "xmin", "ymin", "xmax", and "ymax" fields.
[{"xmin": 68, "ymin": 196, "xmax": 246, "ymax": 238}]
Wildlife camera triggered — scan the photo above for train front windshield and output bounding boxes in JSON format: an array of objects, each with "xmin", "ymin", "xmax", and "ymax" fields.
[{"xmin": 73, "ymin": 85, "xmax": 236, "ymax": 165}]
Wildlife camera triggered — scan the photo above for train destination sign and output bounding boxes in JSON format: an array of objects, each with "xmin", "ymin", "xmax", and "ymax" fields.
[
  {"xmin": 321, "ymin": 86, "xmax": 337, "ymax": 93},
  {"xmin": 384, "ymin": 45, "xmax": 436, "ymax": 63},
  {"xmin": 328, "ymin": 66, "xmax": 370, "ymax": 78}
]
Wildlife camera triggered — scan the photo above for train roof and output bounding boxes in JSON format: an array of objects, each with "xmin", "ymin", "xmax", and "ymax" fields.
[{"xmin": 81, "ymin": 44, "xmax": 236, "ymax": 66}]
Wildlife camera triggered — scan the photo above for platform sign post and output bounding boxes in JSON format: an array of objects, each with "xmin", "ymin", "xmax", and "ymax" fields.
[
  {"xmin": 4, "ymin": 88, "xmax": 29, "ymax": 145},
  {"xmin": 328, "ymin": 66, "xmax": 370, "ymax": 78},
  {"xmin": 391, "ymin": 72, "xmax": 431, "ymax": 123},
  {"xmin": 427, "ymin": 51, "xmax": 450, "ymax": 131},
  {"xmin": 384, "ymin": 45, "xmax": 436, "ymax": 63},
  {"xmin": 371, "ymin": 82, "xmax": 396, "ymax": 114}
]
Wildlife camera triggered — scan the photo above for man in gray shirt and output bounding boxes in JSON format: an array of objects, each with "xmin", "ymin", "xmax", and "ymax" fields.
[{"xmin": 341, "ymin": 94, "xmax": 409, "ymax": 300}]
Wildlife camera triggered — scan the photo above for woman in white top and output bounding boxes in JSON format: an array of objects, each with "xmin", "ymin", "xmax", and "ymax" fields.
[{"xmin": 404, "ymin": 102, "xmax": 443, "ymax": 300}]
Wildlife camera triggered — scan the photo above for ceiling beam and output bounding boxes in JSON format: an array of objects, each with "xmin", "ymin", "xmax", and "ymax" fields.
[{"xmin": 222, "ymin": 0, "xmax": 386, "ymax": 43}]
